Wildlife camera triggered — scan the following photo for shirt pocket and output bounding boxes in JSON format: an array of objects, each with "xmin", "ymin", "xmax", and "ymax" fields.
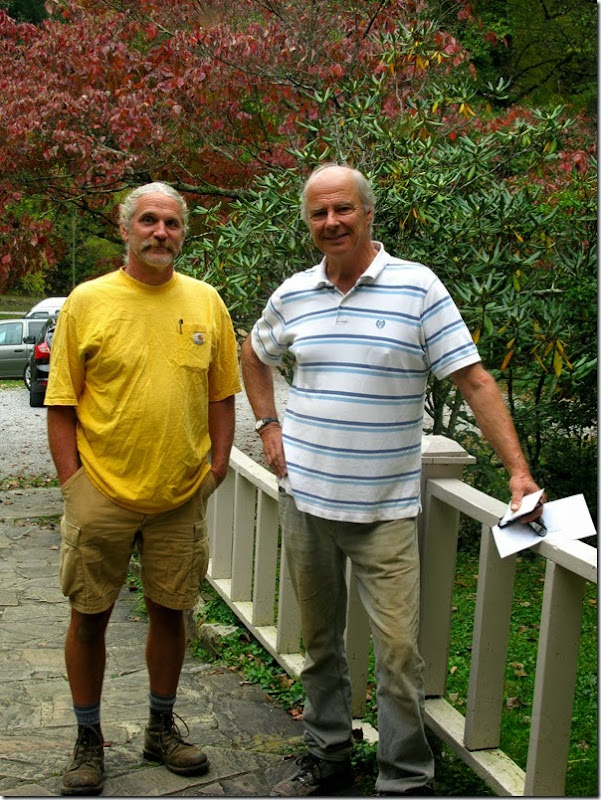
[{"xmin": 177, "ymin": 323, "xmax": 211, "ymax": 373}]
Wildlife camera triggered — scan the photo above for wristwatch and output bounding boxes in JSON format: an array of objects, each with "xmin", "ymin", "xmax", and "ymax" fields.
[{"xmin": 255, "ymin": 417, "xmax": 279, "ymax": 433}]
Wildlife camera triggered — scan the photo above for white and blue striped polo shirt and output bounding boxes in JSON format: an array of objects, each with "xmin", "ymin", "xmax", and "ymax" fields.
[{"xmin": 251, "ymin": 244, "xmax": 480, "ymax": 522}]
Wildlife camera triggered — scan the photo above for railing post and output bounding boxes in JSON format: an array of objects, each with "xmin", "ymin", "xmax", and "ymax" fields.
[
  {"xmin": 230, "ymin": 472, "xmax": 257, "ymax": 601},
  {"xmin": 524, "ymin": 561, "xmax": 587, "ymax": 796},
  {"xmin": 464, "ymin": 525, "xmax": 517, "ymax": 750},
  {"xmin": 419, "ymin": 436, "xmax": 477, "ymax": 539},
  {"xmin": 252, "ymin": 491, "xmax": 280, "ymax": 626},
  {"xmin": 209, "ymin": 468, "xmax": 235, "ymax": 579},
  {"xmin": 419, "ymin": 436, "xmax": 475, "ymax": 696}
]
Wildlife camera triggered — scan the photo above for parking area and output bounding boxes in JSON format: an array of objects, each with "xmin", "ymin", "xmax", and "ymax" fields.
[{"xmin": 0, "ymin": 385, "xmax": 55, "ymax": 484}]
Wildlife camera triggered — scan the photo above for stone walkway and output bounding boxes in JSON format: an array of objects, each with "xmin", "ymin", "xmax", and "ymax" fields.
[{"xmin": 0, "ymin": 488, "xmax": 307, "ymax": 797}]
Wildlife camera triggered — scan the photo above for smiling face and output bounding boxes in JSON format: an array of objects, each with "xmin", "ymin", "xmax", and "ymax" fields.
[
  {"xmin": 120, "ymin": 192, "xmax": 185, "ymax": 285},
  {"xmin": 305, "ymin": 167, "xmax": 375, "ymax": 269}
]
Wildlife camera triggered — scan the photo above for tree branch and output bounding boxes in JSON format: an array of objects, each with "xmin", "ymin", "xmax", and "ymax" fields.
[
  {"xmin": 363, "ymin": 0, "xmax": 392, "ymax": 40},
  {"xmin": 168, "ymin": 180, "xmax": 252, "ymax": 200},
  {"xmin": 536, "ymin": 0, "xmax": 567, "ymax": 22},
  {"xmin": 511, "ymin": 52, "xmax": 574, "ymax": 84}
]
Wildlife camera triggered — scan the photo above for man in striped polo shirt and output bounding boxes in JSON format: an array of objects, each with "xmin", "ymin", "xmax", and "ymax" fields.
[{"xmin": 241, "ymin": 164, "xmax": 542, "ymax": 797}]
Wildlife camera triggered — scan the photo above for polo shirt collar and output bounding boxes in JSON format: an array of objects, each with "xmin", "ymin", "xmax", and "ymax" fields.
[{"xmin": 312, "ymin": 242, "xmax": 389, "ymax": 289}]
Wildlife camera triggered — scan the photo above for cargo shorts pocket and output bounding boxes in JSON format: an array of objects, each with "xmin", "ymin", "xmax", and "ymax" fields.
[
  {"xmin": 59, "ymin": 518, "xmax": 85, "ymax": 600},
  {"xmin": 61, "ymin": 466, "xmax": 85, "ymax": 496},
  {"xmin": 199, "ymin": 470, "xmax": 218, "ymax": 502}
]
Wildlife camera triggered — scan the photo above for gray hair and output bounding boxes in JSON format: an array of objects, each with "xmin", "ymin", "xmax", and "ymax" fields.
[
  {"xmin": 300, "ymin": 163, "xmax": 376, "ymax": 225},
  {"xmin": 119, "ymin": 182, "xmax": 189, "ymax": 235}
]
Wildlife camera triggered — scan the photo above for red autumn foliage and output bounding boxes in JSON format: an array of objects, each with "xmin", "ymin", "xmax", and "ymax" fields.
[
  {"xmin": 1, "ymin": 0, "xmax": 472, "ymax": 289},
  {"xmin": 0, "ymin": 0, "xmax": 593, "ymax": 291}
]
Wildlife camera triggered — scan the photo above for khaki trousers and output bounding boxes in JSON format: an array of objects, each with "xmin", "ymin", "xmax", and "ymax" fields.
[{"xmin": 279, "ymin": 492, "xmax": 434, "ymax": 793}]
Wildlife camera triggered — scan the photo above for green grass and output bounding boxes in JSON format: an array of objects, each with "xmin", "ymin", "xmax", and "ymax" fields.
[
  {"xmin": 0, "ymin": 378, "xmax": 26, "ymax": 390},
  {"xmin": 0, "ymin": 294, "xmax": 40, "ymax": 315}
]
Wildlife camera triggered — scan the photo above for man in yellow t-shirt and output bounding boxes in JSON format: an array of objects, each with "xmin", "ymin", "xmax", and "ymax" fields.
[{"xmin": 45, "ymin": 182, "xmax": 241, "ymax": 796}]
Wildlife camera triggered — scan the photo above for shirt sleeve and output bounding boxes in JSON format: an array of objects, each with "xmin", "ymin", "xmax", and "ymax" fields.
[
  {"xmin": 250, "ymin": 290, "xmax": 289, "ymax": 367},
  {"xmin": 44, "ymin": 301, "xmax": 85, "ymax": 407},
  {"xmin": 421, "ymin": 275, "xmax": 481, "ymax": 380}
]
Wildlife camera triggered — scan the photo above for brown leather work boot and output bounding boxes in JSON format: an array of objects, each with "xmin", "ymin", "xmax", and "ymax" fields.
[
  {"xmin": 143, "ymin": 710, "xmax": 209, "ymax": 776},
  {"xmin": 60, "ymin": 724, "xmax": 104, "ymax": 796}
]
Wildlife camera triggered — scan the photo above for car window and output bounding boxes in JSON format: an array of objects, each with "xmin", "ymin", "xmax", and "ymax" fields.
[
  {"xmin": 0, "ymin": 321, "xmax": 23, "ymax": 346},
  {"xmin": 28, "ymin": 320, "xmax": 46, "ymax": 339}
]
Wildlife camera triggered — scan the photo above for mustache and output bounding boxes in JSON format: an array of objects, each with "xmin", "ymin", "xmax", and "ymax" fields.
[{"xmin": 141, "ymin": 240, "xmax": 176, "ymax": 253}]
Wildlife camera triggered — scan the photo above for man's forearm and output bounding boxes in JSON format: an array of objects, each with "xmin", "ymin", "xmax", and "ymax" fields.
[
  {"xmin": 451, "ymin": 363, "xmax": 542, "ymax": 512},
  {"xmin": 208, "ymin": 395, "xmax": 236, "ymax": 483},
  {"xmin": 47, "ymin": 405, "xmax": 80, "ymax": 485},
  {"xmin": 451, "ymin": 364, "xmax": 530, "ymax": 476},
  {"xmin": 240, "ymin": 336, "xmax": 279, "ymax": 420},
  {"xmin": 240, "ymin": 335, "xmax": 288, "ymax": 477}
]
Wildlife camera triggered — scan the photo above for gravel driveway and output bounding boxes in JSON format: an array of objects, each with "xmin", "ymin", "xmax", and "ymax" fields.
[
  {"xmin": 0, "ymin": 385, "xmax": 55, "ymax": 481},
  {"xmin": 0, "ymin": 375, "xmax": 289, "ymax": 482}
]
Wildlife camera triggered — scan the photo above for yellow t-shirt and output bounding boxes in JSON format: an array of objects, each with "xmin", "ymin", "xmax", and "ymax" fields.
[{"xmin": 45, "ymin": 269, "xmax": 241, "ymax": 513}]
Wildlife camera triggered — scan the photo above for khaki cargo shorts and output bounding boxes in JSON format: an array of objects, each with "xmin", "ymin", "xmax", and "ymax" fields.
[{"xmin": 59, "ymin": 467, "xmax": 216, "ymax": 614}]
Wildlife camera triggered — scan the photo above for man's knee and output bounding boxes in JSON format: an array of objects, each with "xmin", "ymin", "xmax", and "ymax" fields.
[
  {"xmin": 373, "ymin": 620, "xmax": 421, "ymax": 668},
  {"xmin": 69, "ymin": 607, "xmax": 112, "ymax": 643}
]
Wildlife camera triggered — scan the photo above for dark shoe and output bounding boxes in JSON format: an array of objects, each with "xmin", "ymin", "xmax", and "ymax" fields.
[
  {"xmin": 60, "ymin": 724, "xmax": 104, "ymax": 796},
  {"xmin": 143, "ymin": 710, "xmax": 209, "ymax": 776},
  {"xmin": 270, "ymin": 753, "xmax": 353, "ymax": 796}
]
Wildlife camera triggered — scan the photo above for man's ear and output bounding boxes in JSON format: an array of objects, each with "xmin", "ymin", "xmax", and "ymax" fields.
[{"xmin": 119, "ymin": 223, "xmax": 129, "ymax": 242}]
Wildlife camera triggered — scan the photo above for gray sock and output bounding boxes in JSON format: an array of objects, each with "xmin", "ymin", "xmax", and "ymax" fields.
[
  {"xmin": 149, "ymin": 692, "xmax": 176, "ymax": 716},
  {"xmin": 73, "ymin": 701, "xmax": 101, "ymax": 728}
]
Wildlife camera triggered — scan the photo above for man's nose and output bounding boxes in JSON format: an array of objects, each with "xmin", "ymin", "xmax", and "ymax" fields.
[
  {"xmin": 325, "ymin": 210, "xmax": 339, "ymax": 226},
  {"xmin": 153, "ymin": 222, "xmax": 168, "ymax": 239}
]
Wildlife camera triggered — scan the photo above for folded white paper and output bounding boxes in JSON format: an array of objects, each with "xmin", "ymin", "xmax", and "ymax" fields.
[
  {"xmin": 498, "ymin": 489, "xmax": 545, "ymax": 527},
  {"xmin": 492, "ymin": 493, "xmax": 596, "ymax": 558}
]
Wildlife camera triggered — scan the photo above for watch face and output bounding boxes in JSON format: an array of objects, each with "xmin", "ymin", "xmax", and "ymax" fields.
[{"xmin": 255, "ymin": 417, "xmax": 278, "ymax": 432}]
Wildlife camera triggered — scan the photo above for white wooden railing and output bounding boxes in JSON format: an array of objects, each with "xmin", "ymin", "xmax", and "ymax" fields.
[{"xmin": 204, "ymin": 437, "xmax": 597, "ymax": 797}]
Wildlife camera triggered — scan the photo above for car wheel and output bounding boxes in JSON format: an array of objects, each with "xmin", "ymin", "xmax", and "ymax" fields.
[
  {"xmin": 23, "ymin": 363, "xmax": 32, "ymax": 391},
  {"xmin": 29, "ymin": 387, "xmax": 45, "ymax": 408}
]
